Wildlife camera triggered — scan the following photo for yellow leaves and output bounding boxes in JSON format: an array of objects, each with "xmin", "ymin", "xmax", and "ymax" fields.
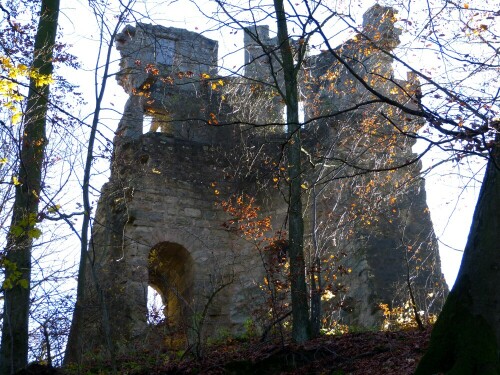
[
  {"xmin": 47, "ymin": 204, "xmax": 61, "ymax": 213},
  {"xmin": 11, "ymin": 112, "xmax": 22, "ymax": 124},
  {"xmin": 201, "ymin": 73, "xmax": 210, "ymax": 79},
  {"xmin": 0, "ymin": 157, "xmax": 7, "ymax": 165},
  {"xmin": 321, "ymin": 290, "xmax": 335, "ymax": 301},
  {"xmin": 210, "ymin": 79, "xmax": 224, "ymax": 90},
  {"xmin": 31, "ymin": 71, "xmax": 54, "ymax": 88},
  {"xmin": 321, "ymin": 322, "xmax": 349, "ymax": 336},
  {"xmin": 0, "ymin": 55, "xmax": 53, "ymax": 124},
  {"xmin": 151, "ymin": 168, "xmax": 161, "ymax": 174},
  {"xmin": 12, "ymin": 176, "xmax": 20, "ymax": 186},
  {"xmin": 380, "ymin": 300, "xmax": 434, "ymax": 331},
  {"xmin": 0, "ymin": 56, "xmax": 14, "ymax": 71}
]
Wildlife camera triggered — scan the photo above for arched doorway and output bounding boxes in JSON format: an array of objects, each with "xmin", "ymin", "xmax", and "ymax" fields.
[{"xmin": 148, "ymin": 242, "xmax": 194, "ymax": 328}]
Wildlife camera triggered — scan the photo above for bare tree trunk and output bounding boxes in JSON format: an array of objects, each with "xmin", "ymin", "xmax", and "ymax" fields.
[
  {"xmin": 310, "ymin": 256, "xmax": 322, "ymax": 337},
  {"xmin": 273, "ymin": 0, "xmax": 311, "ymax": 343},
  {"xmin": 310, "ymin": 185, "xmax": 322, "ymax": 338},
  {"xmin": 416, "ymin": 137, "xmax": 500, "ymax": 374},
  {"xmin": 0, "ymin": 1, "xmax": 59, "ymax": 373}
]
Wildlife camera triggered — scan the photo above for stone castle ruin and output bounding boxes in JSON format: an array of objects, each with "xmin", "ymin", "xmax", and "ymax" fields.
[{"xmin": 66, "ymin": 5, "xmax": 447, "ymax": 360}]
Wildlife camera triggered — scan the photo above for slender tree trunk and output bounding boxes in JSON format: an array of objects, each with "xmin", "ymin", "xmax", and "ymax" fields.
[
  {"xmin": 310, "ymin": 256, "xmax": 322, "ymax": 337},
  {"xmin": 0, "ymin": 1, "xmax": 59, "ymax": 373},
  {"xmin": 310, "ymin": 185, "xmax": 322, "ymax": 337},
  {"xmin": 415, "ymin": 137, "xmax": 500, "ymax": 374},
  {"xmin": 273, "ymin": 0, "xmax": 311, "ymax": 343}
]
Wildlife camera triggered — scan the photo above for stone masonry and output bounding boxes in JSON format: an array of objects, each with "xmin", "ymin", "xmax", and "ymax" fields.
[{"xmin": 66, "ymin": 5, "xmax": 447, "ymax": 361}]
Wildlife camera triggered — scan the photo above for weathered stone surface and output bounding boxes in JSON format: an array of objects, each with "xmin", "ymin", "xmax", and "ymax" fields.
[{"xmin": 66, "ymin": 4, "xmax": 447, "ymax": 361}]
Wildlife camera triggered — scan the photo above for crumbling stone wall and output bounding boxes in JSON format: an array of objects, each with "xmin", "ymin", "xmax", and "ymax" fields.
[
  {"xmin": 66, "ymin": 4, "xmax": 447, "ymax": 360},
  {"xmin": 300, "ymin": 5, "xmax": 446, "ymax": 327},
  {"xmin": 114, "ymin": 24, "xmax": 226, "ymax": 142}
]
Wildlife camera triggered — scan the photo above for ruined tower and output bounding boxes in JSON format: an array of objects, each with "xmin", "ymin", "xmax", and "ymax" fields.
[{"xmin": 66, "ymin": 5, "xmax": 447, "ymax": 361}]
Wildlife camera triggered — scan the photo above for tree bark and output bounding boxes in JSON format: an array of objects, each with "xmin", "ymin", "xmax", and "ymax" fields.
[
  {"xmin": 0, "ymin": 1, "xmax": 59, "ymax": 373},
  {"xmin": 415, "ymin": 137, "xmax": 500, "ymax": 374},
  {"xmin": 273, "ymin": 0, "xmax": 311, "ymax": 342}
]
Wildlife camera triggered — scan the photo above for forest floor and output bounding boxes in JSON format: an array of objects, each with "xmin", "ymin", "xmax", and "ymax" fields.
[
  {"xmin": 18, "ymin": 327, "xmax": 432, "ymax": 374},
  {"xmin": 160, "ymin": 328, "xmax": 431, "ymax": 374}
]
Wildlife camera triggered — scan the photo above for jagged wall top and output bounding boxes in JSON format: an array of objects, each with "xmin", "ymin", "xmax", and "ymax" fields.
[
  {"xmin": 115, "ymin": 23, "xmax": 218, "ymax": 95},
  {"xmin": 362, "ymin": 4, "xmax": 401, "ymax": 49},
  {"xmin": 113, "ymin": 5, "xmax": 412, "ymax": 145}
]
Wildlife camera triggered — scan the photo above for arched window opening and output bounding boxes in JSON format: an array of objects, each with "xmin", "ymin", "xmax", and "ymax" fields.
[{"xmin": 144, "ymin": 109, "xmax": 173, "ymax": 135}]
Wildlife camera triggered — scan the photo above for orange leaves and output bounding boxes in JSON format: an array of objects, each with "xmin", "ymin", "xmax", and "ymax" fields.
[
  {"xmin": 208, "ymin": 112, "xmax": 219, "ymax": 125},
  {"xmin": 177, "ymin": 71, "xmax": 194, "ymax": 79},
  {"xmin": 322, "ymin": 69, "xmax": 339, "ymax": 82},
  {"xmin": 145, "ymin": 63, "xmax": 159, "ymax": 75},
  {"xmin": 218, "ymin": 193, "xmax": 272, "ymax": 241},
  {"xmin": 131, "ymin": 87, "xmax": 151, "ymax": 98},
  {"xmin": 160, "ymin": 76, "xmax": 174, "ymax": 85}
]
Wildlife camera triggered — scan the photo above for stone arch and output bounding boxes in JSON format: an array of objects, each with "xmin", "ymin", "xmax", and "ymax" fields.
[{"xmin": 148, "ymin": 242, "xmax": 194, "ymax": 328}]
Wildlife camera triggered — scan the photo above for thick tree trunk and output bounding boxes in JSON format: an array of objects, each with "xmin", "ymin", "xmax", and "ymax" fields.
[
  {"xmin": 415, "ymin": 138, "xmax": 500, "ymax": 375},
  {"xmin": 273, "ymin": 0, "xmax": 311, "ymax": 343},
  {"xmin": 0, "ymin": 1, "xmax": 59, "ymax": 374}
]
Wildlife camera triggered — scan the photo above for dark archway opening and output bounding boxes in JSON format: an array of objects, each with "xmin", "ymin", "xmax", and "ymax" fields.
[{"xmin": 148, "ymin": 242, "xmax": 194, "ymax": 328}]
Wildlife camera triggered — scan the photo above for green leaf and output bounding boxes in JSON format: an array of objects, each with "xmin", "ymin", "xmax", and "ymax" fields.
[
  {"xmin": 18, "ymin": 279, "xmax": 28, "ymax": 289},
  {"xmin": 28, "ymin": 227, "xmax": 42, "ymax": 239}
]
